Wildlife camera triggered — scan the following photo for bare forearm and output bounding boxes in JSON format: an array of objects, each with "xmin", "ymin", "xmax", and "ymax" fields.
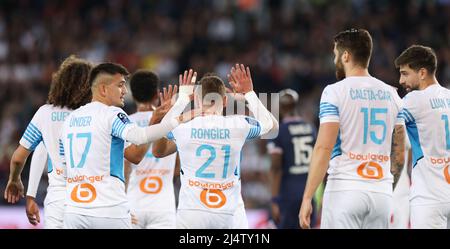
[
  {"xmin": 391, "ymin": 125, "xmax": 405, "ymax": 189},
  {"xmin": 9, "ymin": 147, "xmax": 30, "ymax": 180},
  {"xmin": 10, "ymin": 160, "xmax": 25, "ymax": 181},
  {"xmin": 124, "ymin": 161, "xmax": 132, "ymax": 192},
  {"xmin": 124, "ymin": 143, "xmax": 151, "ymax": 164},
  {"xmin": 152, "ymin": 138, "xmax": 176, "ymax": 158},
  {"xmin": 303, "ymin": 146, "xmax": 331, "ymax": 201}
]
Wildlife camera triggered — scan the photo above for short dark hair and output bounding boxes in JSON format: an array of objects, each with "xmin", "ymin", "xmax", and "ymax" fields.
[
  {"xmin": 88, "ymin": 62, "xmax": 129, "ymax": 87},
  {"xmin": 334, "ymin": 28, "xmax": 373, "ymax": 68},
  {"xmin": 199, "ymin": 75, "xmax": 226, "ymax": 98},
  {"xmin": 129, "ymin": 70, "xmax": 159, "ymax": 103},
  {"xmin": 394, "ymin": 45, "xmax": 437, "ymax": 74},
  {"xmin": 48, "ymin": 55, "xmax": 93, "ymax": 109}
]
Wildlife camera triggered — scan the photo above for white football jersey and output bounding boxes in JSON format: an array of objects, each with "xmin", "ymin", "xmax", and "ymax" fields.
[
  {"xmin": 169, "ymin": 115, "xmax": 261, "ymax": 215},
  {"xmin": 61, "ymin": 101, "xmax": 137, "ymax": 218},
  {"xmin": 20, "ymin": 104, "xmax": 71, "ymax": 203},
  {"xmin": 319, "ymin": 76, "xmax": 403, "ymax": 195},
  {"xmin": 126, "ymin": 111, "xmax": 177, "ymax": 212},
  {"xmin": 400, "ymin": 84, "xmax": 450, "ymax": 205}
]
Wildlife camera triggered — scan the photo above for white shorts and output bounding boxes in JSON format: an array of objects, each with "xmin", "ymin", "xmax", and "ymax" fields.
[
  {"xmin": 232, "ymin": 202, "xmax": 248, "ymax": 229},
  {"xmin": 177, "ymin": 209, "xmax": 233, "ymax": 229},
  {"xmin": 132, "ymin": 210, "xmax": 176, "ymax": 229},
  {"xmin": 63, "ymin": 213, "xmax": 132, "ymax": 229},
  {"xmin": 321, "ymin": 190, "xmax": 392, "ymax": 229},
  {"xmin": 43, "ymin": 200, "xmax": 64, "ymax": 229},
  {"xmin": 410, "ymin": 203, "xmax": 450, "ymax": 229}
]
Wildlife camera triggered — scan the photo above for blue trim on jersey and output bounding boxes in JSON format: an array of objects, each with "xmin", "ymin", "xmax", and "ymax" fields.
[
  {"xmin": 234, "ymin": 151, "xmax": 242, "ymax": 179},
  {"xmin": 58, "ymin": 139, "xmax": 65, "ymax": 156},
  {"xmin": 110, "ymin": 137, "xmax": 125, "ymax": 183},
  {"xmin": 396, "ymin": 109, "xmax": 406, "ymax": 119},
  {"xmin": 402, "ymin": 109, "xmax": 415, "ymax": 123},
  {"xmin": 47, "ymin": 155, "xmax": 53, "ymax": 173},
  {"xmin": 22, "ymin": 123, "xmax": 42, "ymax": 150},
  {"xmin": 319, "ymin": 102, "xmax": 339, "ymax": 118},
  {"xmin": 167, "ymin": 131, "xmax": 175, "ymax": 140},
  {"xmin": 111, "ymin": 117, "xmax": 128, "ymax": 138},
  {"xmin": 245, "ymin": 117, "xmax": 261, "ymax": 139},
  {"xmin": 330, "ymin": 130, "xmax": 342, "ymax": 160},
  {"xmin": 405, "ymin": 121, "xmax": 424, "ymax": 167}
]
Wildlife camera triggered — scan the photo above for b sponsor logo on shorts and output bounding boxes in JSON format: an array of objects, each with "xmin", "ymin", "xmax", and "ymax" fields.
[
  {"xmin": 200, "ymin": 189, "xmax": 226, "ymax": 208},
  {"xmin": 140, "ymin": 176, "xmax": 163, "ymax": 194},
  {"xmin": 71, "ymin": 183, "xmax": 96, "ymax": 203},
  {"xmin": 357, "ymin": 161, "xmax": 383, "ymax": 179}
]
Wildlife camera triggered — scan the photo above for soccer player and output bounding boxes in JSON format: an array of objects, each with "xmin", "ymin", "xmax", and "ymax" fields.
[
  {"xmin": 152, "ymin": 64, "xmax": 279, "ymax": 229},
  {"xmin": 395, "ymin": 45, "xmax": 450, "ymax": 229},
  {"xmin": 267, "ymin": 88, "xmax": 317, "ymax": 229},
  {"xmin": 61, "ymin": 63, "xmax": 196, "ymax": 229},
  {"xmin": 125, "ymin": 69, "xmax": 178, "ymax": 229},
  {"xmin": 4, "ymin": 55, "xmax": 93, "ymax": 228},
  {"xmin": 299, "ymin": 29, "xmax": 405, "ymax": 229}
]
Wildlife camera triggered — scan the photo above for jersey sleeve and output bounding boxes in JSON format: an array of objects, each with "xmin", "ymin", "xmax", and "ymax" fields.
[
  {"xmin": 19, "ymin": 107, "xmax": 44, "ymax": 151},
  {"xmin": 392, "ymin": 89, "xmax": 405, "ymax": 126},
  {"xmin": 109, "ymin": 108, "xmax": 136, "ymax": 140},
  {"xmin": 319, "ymin": 85, "xmax": 340, "ymax": 123},
  {"xmin": 232, "ymin": 115, "xmax": 262, "ymax": 140},
  {"xmin": 400, "ymin": 94, "xmax": 416, "ymax": 126}
]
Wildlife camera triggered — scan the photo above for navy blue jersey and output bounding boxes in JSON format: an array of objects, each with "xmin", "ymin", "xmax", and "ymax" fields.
[{"xmin": 267, "ymin": 117, "xmax": 317, "ymax": 201}]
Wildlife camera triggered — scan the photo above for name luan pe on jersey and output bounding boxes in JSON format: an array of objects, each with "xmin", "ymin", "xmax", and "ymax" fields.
[{"xmin": 429, "ymin": 98, "xmax": 450, "ymax": 109}]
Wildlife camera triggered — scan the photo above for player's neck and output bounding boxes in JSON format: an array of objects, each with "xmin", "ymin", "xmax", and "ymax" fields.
[
  {"xmin": 419, "ymin": 76, "xmax": 439, "ymax": 90},
  {"xmin": 91, "ymin": 95, "xmax": 109, "ymax": 106},
  {"xmin": 345, "ymin": 66, "xmax": 370, "ymax": 77},
  {"xmin": 202, "ymin": 106, "xmax": 222, "ymax": 116}
]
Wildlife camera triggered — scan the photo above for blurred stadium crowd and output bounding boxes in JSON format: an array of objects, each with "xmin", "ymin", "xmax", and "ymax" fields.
[{"xmin": 0, "ymin": 0, "xmax": 449, "ymax": 216}]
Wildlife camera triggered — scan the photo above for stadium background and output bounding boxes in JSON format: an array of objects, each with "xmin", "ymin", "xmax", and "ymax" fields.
[{"xmin": 0, "ymin": 0, "xmax": 449, "ymax": 228}]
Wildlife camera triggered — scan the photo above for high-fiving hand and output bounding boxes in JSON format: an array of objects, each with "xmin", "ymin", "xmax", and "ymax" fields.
[
  {"xmin": 150, "ymin": 84, "xmax": 177, "ymax": 125},
  {"xmin": 179, "ymin": 69, "xmax": 197, "ymax": 96},
  {"xmin": 228, "ymin": 64, "xmax": 254, "ymax": 94}
]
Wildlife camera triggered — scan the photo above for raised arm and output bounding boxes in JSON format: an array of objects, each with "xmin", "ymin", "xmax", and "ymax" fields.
[
  {"xmin": 228, "ymin": 64, "xmax": 279, "ymax": 137},
  {"xmin": 123, "ymin": 69, "xmax": 199, "ymax": 146},
  {"xmin": 124, "ymin": 84, "xmax": 177, "ymax": 164}
]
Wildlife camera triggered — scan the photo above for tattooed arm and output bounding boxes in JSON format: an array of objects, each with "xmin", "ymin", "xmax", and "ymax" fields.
[{"xmin": 391, "ymin": 124, "xmax": 405, "ymax": 190}]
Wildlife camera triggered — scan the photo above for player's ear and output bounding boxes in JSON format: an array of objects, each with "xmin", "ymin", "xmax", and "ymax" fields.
[
  {"xmin": 98, "ymin": 83, "xmax": 108, "ymax": 97},
  {"xmin": 418, "ymin": 67, "xmax": 427, "ymax": 80},
  {"xmin": 342, "ymin": 50, "xmax": 350, "ymax": 63}
]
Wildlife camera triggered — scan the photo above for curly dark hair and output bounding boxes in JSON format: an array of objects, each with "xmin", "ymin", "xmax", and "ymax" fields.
[
  {"xmin": 47, "ymin": 55, "xmax": 93, "ymax": 109},
  {"xmin": 129, "ymin": 69, "xmax": 159, "ymax": 103}
]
